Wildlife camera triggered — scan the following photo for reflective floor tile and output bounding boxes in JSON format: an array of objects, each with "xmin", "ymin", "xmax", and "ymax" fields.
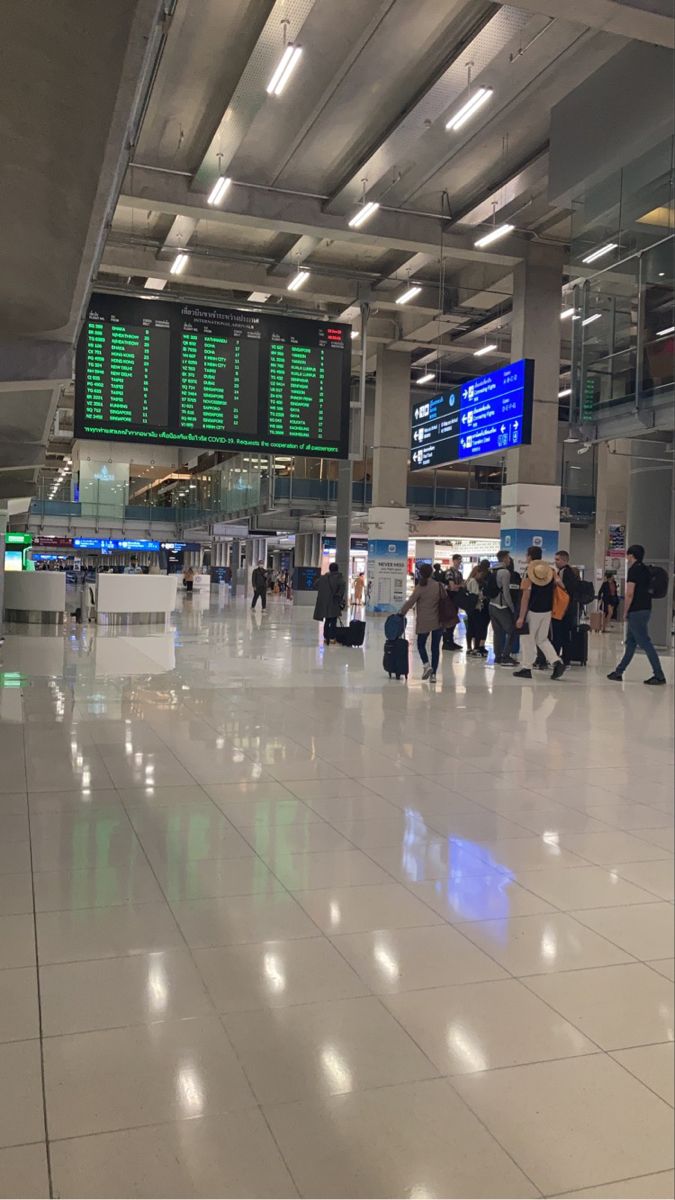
[
  {"xmin": 280, "ymin": 777, "xmax": 384, "ymax": 802},
  {"xmin": 332, "ymin": 924, "xmax": 507, "ymax": 993},
  {"xmin": 613, "ymin": 858, "xmax": 674, "ymax": 901},
  {"xmin": 470, "ymin": 837, "xmax": 590, "ymax": 872},
  {"xmin": 170, "ymin": 892, "xmax": 319, "ymax": 947},
  {"xmin": 0, "ymin": 1143, "xmax": 49, "ymax": 1199},
  {"xmin": 364, "ymin": 841, "xmax": 488, "ymax": 885},
  {"xmin": 0, "ymin": 872, "xmax": 32, "ymax": 916},
  {"xmin": 407, "ymin": 875, "xmax": 555, "ymax": 922},
  {"xmin": 117, "ymin": 784, "xmax": 217, "ymax": 811},
  {"xmin": 515, "ymin": 865, "xmax": 659, "ymax": 910},
  {"xmin": 27, "ymin": 788, "xmax": 121, "ymax": 814},
  {"xmin": 155, "ymin": 856, "xmax": 285, "ymax": 902},
  {"xmin": 457, "ymin": 912, "xmax": 632, "ymax": 975},
  {"xmin": 612, "ymin": 1042, "xmax": 674, "ymax": 1106},
  {"xmin": 264, "ymin": 759, "xmax": 348, "ymax": 782},
  {"xmin": 560, "ymin": 1169, "xmax": 675, "ymax": 1198},
  {"xmin": 558, "ymin": 830, "xmax": 668, "ymax": 866},
  {"xmin": 582, "ymin": 803, "xmax": 674, "ymax": 831},
  {"xmin": 0, "ymin": 914, "xmax": 35, "ymax": 969},
  {"xmin": 264, "ymin": 1077, "xmax": 537, "ymax": 1198},
  {"xmin": 33, "ymin": 861, "xmax": 163, "ymax": 912},
  {"xmin": 631, "ymin": 826, "xmax": 674, "ymax": 853},
  {"xmin": 0, "ymin": 792, "xmax": 28, "ymax": 815},
  {"xmin": 204, "ymin": 780, "xmax": 301, "ymax": 804},
  {"xmin": 213, "ymin": 797, "xmax": 323, "ymax": 829},
  {"xmin": 0, "ymin": 967, "xmax": 39, "ymax": 1043},
  {"xmin": 248, "ymin": 820, "xmax": 354, "ymax": 856},
  {"xmin": 526, "ymin": 963, "xmax": 674, "ymax": 1050},
  {"xmin": 269, "ymin": 848, "xmax": 391, "ymax": 891},
  {"xmin": 99, "ymin": 750, "xmax": 196, "ymax": 789},
  {"xmin": 194, "ymin": 938, "xmax": 368, "ymax": 1012},
  {"xmin": 224, "ymin": 995, "xmax": 438, "ymax": 1103},
  {"xmin": 454, "ymin": 1054, "xmax": 674, "ymax": 1195},
  {"xmin": 0, "ymin": 841, "xmax": 31, "ymax": 875},
  {"xmin": 50, "ymin": 1110, "xmax": 297, "ymax": 1199},
  {"xmin": 0, "ymin": 812, "xmax": 29, "ymax": 842},
  {"xmin": 0, "ymin": 1040, "xmax": 44, "ymax": 1148},
  {"xmin": 40, "ymin": 948, "xmax": 212, "ymax": 1035},
  {"xmin": 323, "ymin": 816, "xmax": 438, "ymax": 851},
  {"xmin": 44, "ymin": 1015, "xmax": 255, "ymax": 1140},
  {"xmin": 571, "ymin": 902, "xmax": 675, "ymax": 961},
  {"xmin": 37, "ymin": 902, "xmax": 183, "ymax": 964},
  {"xmin": 385, "ymin": 977, "xmax": 595, "ymax": 1073},
  {"xmin": 27, "ymin": 756, "xmax": 113, "ymax": 792},
  {"xmin": 302, "ymin": 792, "xmax": 402, "ymax": 824},
  {"xmin": 294, "ymin": 882, "xmax": 443, "ymax": 935},
  {"xmin": 649, "ymin": 958, "xmax": 675, "ymax": 981}
]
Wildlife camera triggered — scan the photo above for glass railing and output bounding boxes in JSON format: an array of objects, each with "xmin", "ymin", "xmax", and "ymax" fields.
[{"xmin": 567, "ymin": 234, "xmax": 674, "ymax": 425}]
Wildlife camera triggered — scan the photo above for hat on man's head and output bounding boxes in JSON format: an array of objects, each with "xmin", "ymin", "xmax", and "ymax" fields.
[{"xmin": 527, "ymin": 560, "xmax": 555, "ymax": 586}]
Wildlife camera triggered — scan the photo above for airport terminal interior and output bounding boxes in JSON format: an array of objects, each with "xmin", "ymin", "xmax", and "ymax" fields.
[{"xmin": 0, "ymin": 1, "xmax": 673, "ymax": 1198}]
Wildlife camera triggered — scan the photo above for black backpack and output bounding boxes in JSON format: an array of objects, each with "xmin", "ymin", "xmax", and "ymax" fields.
[
  {"xmin": 484, "ymin": 570, "xmax": 500, "ymax": 602},
  {"xmin": 576, "ymin": 579, "xmax": 595, "ymax": 607},
  {"xmin": 648, "ymin": 565, "xmax": 669, "ymax": 600}
]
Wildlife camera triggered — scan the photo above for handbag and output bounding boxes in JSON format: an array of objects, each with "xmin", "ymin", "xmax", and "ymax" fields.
[
  {"xmin": 456, "ymin": 586, "xmax": 478, "ymax": 614},
  {"xmin": 437, "ymin": 581, "xmax": 458, "ymax": 625},
  {"xmin": 552, "ymin": 583, "xmax": 570, "ymax": 621}
]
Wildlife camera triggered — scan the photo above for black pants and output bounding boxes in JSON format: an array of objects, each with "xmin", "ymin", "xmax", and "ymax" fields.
[
  {"xmin": 551, "ymin": 612, "xmax": 573, "ymax": 664},
  {"xmin": 324, "ymin": 617, "xmax": 338, "ymax": 642},
  {"xmin": 251, "ymin": 588, "xmax": 266, "ymax": 609},
  {"xmin": 466, "ymin": 608, "xmax": 489, "ymax": 650}
]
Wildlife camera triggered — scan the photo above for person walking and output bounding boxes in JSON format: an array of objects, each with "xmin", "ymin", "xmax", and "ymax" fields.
[
  {"xmin": 598, "ymin": 573, "xmax": 620, "ymax": 630},
  {"xmin": 313, "ymin": 562, "xmax": 345, "ymax": 644},
  {"xmin": 398, "ymin": 562, "xmax": 444, "ymax": 682},
  {"xmin": 353, "ymin": 572, "xmax": 365, "ymax": 606},
  {"xmin": 489, "ymin": 549, "xmax": 518, "ymax": 666},
  {"xmin": 465, "ymin": 563, "xmax": 490, "ymax": 657},
  {"xmin": 513, "ymin": 547, "xmax": 567, "ymax": 681},
  {"xmin": 182, "ymin": 565, "xmax": 194, "ymax": 593},
  {"xmin": 608, "ymin": 544, "xmax": 666, "ymax": 685},
  {"xmin": 251, "ymin": 561, "xmax": 268, "ymax": 610},
  {"xmin": 442, "ymin": 554, "xmax": 463, "ymax": 651},
  {"xmin": 551, "ymin": 550, "xmax": 576, "ymax": 665}
]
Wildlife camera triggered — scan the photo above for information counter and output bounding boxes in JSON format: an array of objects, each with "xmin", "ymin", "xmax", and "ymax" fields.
[
  {"xmin": 96, "ymin": 574, "xmax": 178, "ymax": 626},
  {"xmin": 4, "ymin": 572, "xmax": 66, "ymax": 624}
]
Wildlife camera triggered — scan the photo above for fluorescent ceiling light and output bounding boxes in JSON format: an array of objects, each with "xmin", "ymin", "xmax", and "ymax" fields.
[
  {"xmin": 267, "ymin": 44, "xmax": 302, "ymax": 96},
  {"xmin": 348, "ymin": 200, "xmax": 379, "ymax": 229},
  {"xmin": 582, "ymin": 312, "xmax": 601, "ymax": 326},
  {"xmin": 350, "ymin": 330, "xmax": 359, "ymax": 339},
  {"xmin": 396, "ymin": 285, "xmax": 421, "ymax": 305},
  {"xmin": 417, "ymin": 372, "xmax": 435, "ymax": 384},
  {"xmin": 247, "ymin": 292, "xmax": 270, "ymax": 303},
  {"xmin": 446, "ymin": 87, "xmax": 493, "ymax": 131},
  {"xmin": 170, "ymin": 252, "xmax": 189, "ymax": 275},
  {"xmin": 582, "ymin": 242, "xmax": 618, "ymax": 264},
  {"xmin": 474, "ymin": 343, "xmax": 497, "ymax": 356},
  {"xmin": 558, "ymin": 388, "xmax": 572, "ymax": 398},
  {"xmin": 207, "ymin": 176, "xmax": 230, "ymax": 206},
  {"xmin": 474, "ymin": 223, "xmax": 514, "ymax": 248},
  {"xmin": 656, "ymin": 325, "xmax": 674, "ymax": 336},
  {"xmin": 560, "ymin": 307, "xmax": 575, "ymax": 320},
  {"xmin": 144, "ymin": 277, "xmax": 167, "ymax": 291},
  {"xmin": 287, "ymin": 270, "xmax": 309, "ymax": 292},
  {"xmin": 564, "ymin": 434, "xmax": 580, "ymax": 443}
]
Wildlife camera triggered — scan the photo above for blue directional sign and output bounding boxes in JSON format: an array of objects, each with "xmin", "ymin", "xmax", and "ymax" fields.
[
  {"xmin": 410, "ymin": 359, "xmax": 534, "ymax": 470},
  {"xmin": 73, "ymin": 538, "xmax": 161, "ymax": 552}
]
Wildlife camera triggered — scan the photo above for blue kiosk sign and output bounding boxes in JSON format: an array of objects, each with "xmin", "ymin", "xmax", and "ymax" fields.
[{"xmin": 410, "ymin": 358, "xmax": 534, "ymax": 470}]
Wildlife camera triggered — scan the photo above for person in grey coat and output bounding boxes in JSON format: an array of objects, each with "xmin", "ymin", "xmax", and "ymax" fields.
[{"xmin": 313, "ymin": 562, "xmax": 346, "ymax": 644}]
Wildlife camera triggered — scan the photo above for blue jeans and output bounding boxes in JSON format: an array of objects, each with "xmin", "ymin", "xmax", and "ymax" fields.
[
  {"xmin": 616, "ymin": 610, "xmax": 665, "ymax": 680},
  {"xmin": 417, "ymin": 628, "xmax": 442, "ymax": 672}
]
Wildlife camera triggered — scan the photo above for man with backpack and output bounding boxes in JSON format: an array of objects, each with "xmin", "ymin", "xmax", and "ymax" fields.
[
  {"xmin": 487, "ymin": 550, "xmax": 518, "ymax": 666},
  {"xmin": 608, "ymin": 544, "xmax": 666, "ymax": 685},
  {"xmin": 551, "ymin": 549, "xmax": 576, "ymax": 665}
]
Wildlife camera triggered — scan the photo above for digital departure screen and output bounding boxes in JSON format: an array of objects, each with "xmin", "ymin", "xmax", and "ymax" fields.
[
  {"xmin": 410, "ymin": 359, "xmax": 534, "ymax": 470},
  {"xmin": 75, "ymin": 295, "xmax": 351, "ymax": 459}
]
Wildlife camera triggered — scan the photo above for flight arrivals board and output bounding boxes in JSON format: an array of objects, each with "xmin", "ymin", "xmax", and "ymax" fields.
[
  {"xmin": 75, "ymin": 294, "xmax": 351, "ymax": 459},
  {"xmin": 410, "ymin": 358, "xmax": 534, "ymax": 470}
]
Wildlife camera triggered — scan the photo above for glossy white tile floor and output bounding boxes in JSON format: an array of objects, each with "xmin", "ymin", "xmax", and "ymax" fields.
[{"xmin": 0, "ymin": 592, "xmax": 673, "ymax": 1199}]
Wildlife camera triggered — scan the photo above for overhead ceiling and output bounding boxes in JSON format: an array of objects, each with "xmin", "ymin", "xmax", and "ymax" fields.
[{"xmin": 93, "ymin": 0, "xmax": 673, "ymax": 390}]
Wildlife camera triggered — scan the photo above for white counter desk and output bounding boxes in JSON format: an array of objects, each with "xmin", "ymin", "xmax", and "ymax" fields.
[
  {"xmin": 4, "ymin": 572, "xmax": 66, "ymax": 624},
  {"xmin": 96, "ymin": 574, "xmax": 178, "ymax": 626}
]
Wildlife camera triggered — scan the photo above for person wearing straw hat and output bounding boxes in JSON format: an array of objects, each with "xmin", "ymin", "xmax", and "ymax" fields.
[{"xmin": 513, "ymin": 546, "xmax": 567, "ymax": 681}]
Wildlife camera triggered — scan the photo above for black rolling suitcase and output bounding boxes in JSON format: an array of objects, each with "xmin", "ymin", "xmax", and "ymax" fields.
[
  {"xmin": 383, "ymin": 637, "xmax": 409, "ymax": 679},
  {"xmin": 568, "ymin": 624, "xmax": 589, "ymax": 666},
  {"xmin": 335, "ymin": 619, "xmax": 366, "ymax": 647}
]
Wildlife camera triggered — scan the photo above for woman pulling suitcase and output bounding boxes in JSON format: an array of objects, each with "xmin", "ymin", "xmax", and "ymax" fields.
[{"xmin": 398, "ymin": 562, "xmax": 447, "ymax": 682}]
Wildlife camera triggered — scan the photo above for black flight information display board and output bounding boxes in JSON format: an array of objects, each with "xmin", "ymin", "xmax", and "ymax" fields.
[{"xmin": 75, "ymin": 294, "xmax": 351, "ymax": 459}]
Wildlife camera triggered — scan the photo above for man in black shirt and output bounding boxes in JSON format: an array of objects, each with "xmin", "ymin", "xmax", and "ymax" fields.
[
  {"xmin": 513, "ymin": 546, "xmax": 566, "ymax": 681},
  {"xmin": 608, "ymin": 544, "xmax": 665, "ymax": 685},
  {"xmin": 551, "ymin": 549, "xmax": 576, "ymax": 664},
  {"xmin": 251, "ymin": 561, "xmax": 268, "ymax": 610}
]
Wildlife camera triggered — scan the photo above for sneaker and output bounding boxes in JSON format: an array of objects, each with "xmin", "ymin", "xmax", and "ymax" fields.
[
  {"xmin": 644, "ymin": 676, "xmax": 666, "ymax": 686},
  {"xmin": 551, "ymin": 661, "xmax": 567, "ymax": 681},
  {"xmin": 513, "ymin": 668, "xmax": 532, "ymax": 679},
  {"xmin": 533, "ymin": 661, "xmax": 548, "ymax": 671},
  {"xmin": 422, "ymin": 665, "xmax": 432, "ymax": 680},
  {"xmin": 429, "ymin": 672, "xmax": 437, "ymax": 683},
  {"xmin": 500, "ymin": 656, "xmax": 519, "ymax": 667},
  {"xmin": 477, "ymin": 647, "xmax": 489, "ymax": 657},
  {"xmin": 607, "ymin": 671, "xmax": 623, "ymax": 681},
  {"xmin": 443, "ymin": 641, "xmax": 462, "ymax": 651}
]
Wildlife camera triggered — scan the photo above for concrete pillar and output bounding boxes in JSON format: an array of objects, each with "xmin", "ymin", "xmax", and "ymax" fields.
[
  {"xmin": 626, "ymin": 438, "xmax": 674, "ymax": 649},
  {"xmin": 594, "ymin": 440, "xmax": 630, "ymax": 583},
  {"xmin": 336, "ymin": 458, "xmax": 353, "ymax": 579},
  {"xmin": 372, "ymin": 346, "xmax": 411, "ymax": 510},
  {"xmin": 0, "ymin": 505, "xmax": 7, "ymax": 639},
  {"xmin": 501, "ymin": 246, "xmax": 565, "ymax": 569}
]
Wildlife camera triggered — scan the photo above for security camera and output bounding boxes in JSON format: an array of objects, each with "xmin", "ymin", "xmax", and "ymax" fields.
[{"xmin": 577, "ymin": 442, "xmax": 592, "ymax": 455}]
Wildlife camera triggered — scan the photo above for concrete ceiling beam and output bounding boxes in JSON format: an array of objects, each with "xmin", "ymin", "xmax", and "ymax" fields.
[{"xmin": 511, "ymin": 0, "xmax": 674, "ymax": 47}]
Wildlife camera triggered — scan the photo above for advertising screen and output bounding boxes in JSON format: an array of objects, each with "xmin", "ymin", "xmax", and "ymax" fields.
[
  {"xmin": 410, "ymin": 359, "xmax": 534, "ymax": 470},
  {"xmin": 75, "ymin": 294, "xmax": 351, "ymax": 459}
]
